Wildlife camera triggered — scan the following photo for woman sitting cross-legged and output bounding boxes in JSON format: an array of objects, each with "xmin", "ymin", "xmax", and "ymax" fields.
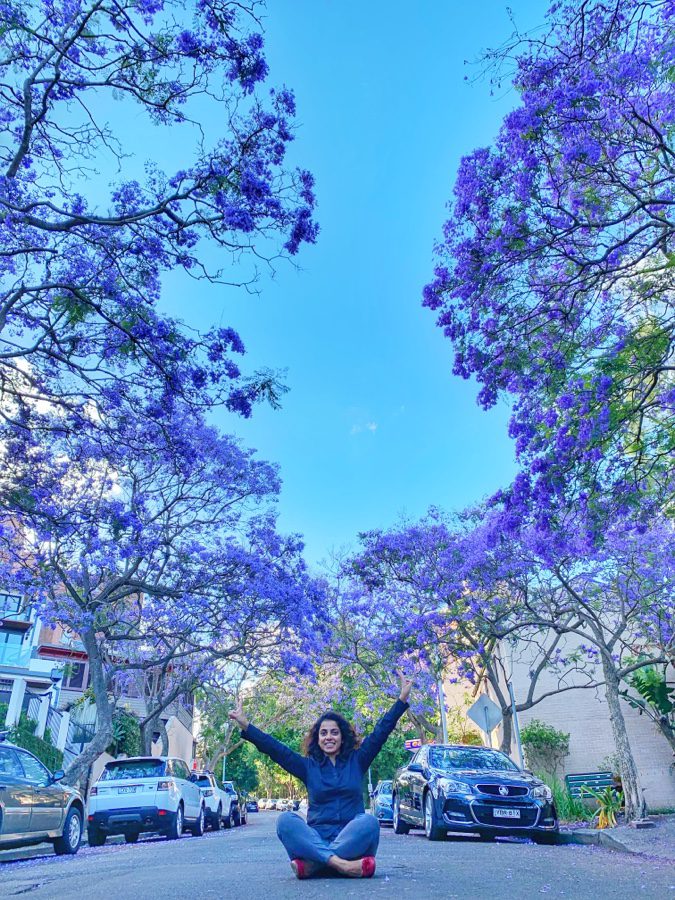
[{"xmin": 228, "ymin": 672, "xmax": 412, "ymax": 879}]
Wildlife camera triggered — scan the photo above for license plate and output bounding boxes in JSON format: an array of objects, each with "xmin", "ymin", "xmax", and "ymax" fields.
[
  {"xmin": 493, "ymin": 807, "xmax": 520, "ymax": 819},
  {"xmin": 118, "ymin": 786, "xmax": 137, "ymax": 794}
]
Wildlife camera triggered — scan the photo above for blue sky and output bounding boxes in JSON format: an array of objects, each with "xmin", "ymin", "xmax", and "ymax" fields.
[{"xmin": 158, "ymin": 1, "xmax": 546, "ymax": 565}]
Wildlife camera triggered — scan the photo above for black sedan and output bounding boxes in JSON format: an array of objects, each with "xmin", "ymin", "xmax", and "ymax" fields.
[
  {"xmin": 246, "ymin": 798, "xmax": 259, "ymax": 813},
  {"xmin": 392, "ymin": 744, "xmax": 558, "ymax": 842}
]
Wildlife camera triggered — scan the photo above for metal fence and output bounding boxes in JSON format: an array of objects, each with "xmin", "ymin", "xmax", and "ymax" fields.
[{"xmin": 45, "ymin": 706, "xmax": 64, "ymax": 746}]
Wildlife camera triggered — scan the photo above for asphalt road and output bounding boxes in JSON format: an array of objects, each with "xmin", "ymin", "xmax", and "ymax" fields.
[{"xmin": 0, "ymin": 812, "xmax": 673, "ymax": 899}]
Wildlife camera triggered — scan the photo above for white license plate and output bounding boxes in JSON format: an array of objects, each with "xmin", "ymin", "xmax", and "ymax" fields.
[
  {"xmin": 118, "ymin": 786, "xmax": 137, "ymax": 794},
  {"xmin": 493, "ymin": 807, "xmax": 520, "ymax": 819}
]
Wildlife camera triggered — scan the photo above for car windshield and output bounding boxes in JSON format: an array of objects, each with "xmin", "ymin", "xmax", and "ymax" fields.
[
  {"xmin": 378, "ymin": 783, "xmax": 393, "ymax": 796},
  {"xmin": 428, "ymin": 748, "xmax": 519, "ymax": 772},
  {"xmin": 194, "ymin": 775, "xmax": 212, "ymax": 787},
  {"xmin": 100, "ymin": 759, "xmax": 166, "ymax": 780}
]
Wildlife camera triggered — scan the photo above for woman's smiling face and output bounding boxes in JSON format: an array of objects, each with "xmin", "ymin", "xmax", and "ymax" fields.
[{"xmin": 318, "ymin": 719, "xmax": 342, "ymax": 757}]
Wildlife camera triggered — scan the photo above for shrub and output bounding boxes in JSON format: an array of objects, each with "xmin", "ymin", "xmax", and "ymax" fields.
[
  {"xmin": 521, "ymin": 719, "xmax": 570, "ymax": 775},
  {"xmin": 107, "ymin": 708, "xmax": 141, "ymax": 758},
  {"xmin": 537, "ymin": 772, "xmax": 593, "ymax": 824},
  {"xmin": 4, "ymin": 709, "xmax": 64, "ymax": 772}
]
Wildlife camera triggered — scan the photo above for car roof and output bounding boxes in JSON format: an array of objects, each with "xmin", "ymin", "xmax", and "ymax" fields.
[
  {"xmin": 425, "ymin": 744, "xmax": 500, "ymax": 751},
  {"xmin": 106, "ymin": 756, "xmax": 166, "ymax": 762}
]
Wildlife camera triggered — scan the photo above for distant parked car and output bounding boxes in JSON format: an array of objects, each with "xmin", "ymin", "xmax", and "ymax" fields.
[
  {"xmin": 192, "ymin": 772, "xmax": 234, "ymax": 830},
  {"xmin": 88, "ymin": 756, "xmax": 206, "ymax": 844},
  {"xmin": 246, "ymin": 798, "xmax": 259, "ymax": 813},
  {"xmin": 222, "ymin": 781, "xmax": 246, "ymax": 826},
  {"xmin": 370, "ymin": 779, "xmax": 394, "ymax": 825},
  {"xmin": 392, "ymin": 744, "xmax": 559, "ymax": 842},
  {"xmin": 291, "ymin": 799, "xmax": 300, "ymax": 811},
  {"xmin": 0, "ymin": 733, "xmax": 84, "ymax": 856}
]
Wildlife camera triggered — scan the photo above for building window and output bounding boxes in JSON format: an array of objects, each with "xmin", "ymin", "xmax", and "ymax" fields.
[
  {"xmin": 0, "ymin": 594, "xmax": 21, "ymax": 617},
  {"xmin": 62, "ymin": 662, "xmax": 88, "ymax": 690},
  {"xmin": 0, "ymin": 629, "xmax": 26, "ymax": 666}
]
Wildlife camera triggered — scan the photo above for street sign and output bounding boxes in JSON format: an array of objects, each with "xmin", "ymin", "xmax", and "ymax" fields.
[
  {"xmin": 467, "ymin": 695, "xmax": 502, "ymax": 747},
  {"xmin": 404, "ymin": 738, "xmax": 422, "ymax": 750}
]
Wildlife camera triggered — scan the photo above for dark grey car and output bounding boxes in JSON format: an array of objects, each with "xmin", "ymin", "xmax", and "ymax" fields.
[{"xmin": 0, "ymin": 734, "xmax": 84, "ymax": 855}]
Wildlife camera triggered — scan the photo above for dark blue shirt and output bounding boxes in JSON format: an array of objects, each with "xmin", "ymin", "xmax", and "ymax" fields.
[{"xmin": 243, "ymin": 699, "xmax": 409, "ymax": 840}]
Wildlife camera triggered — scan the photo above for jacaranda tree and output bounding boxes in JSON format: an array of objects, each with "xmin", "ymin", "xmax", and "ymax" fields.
[
  {"xmin": 424, "ymin": 0, "xmax": 675, "ymax": 526},
  {"xmin": 0, "ymin": 407, "xmax": 325, "ymax": 784},
  {"xmin": 0, "ymin": 0, "xmax": 317, "ymax": 448}
]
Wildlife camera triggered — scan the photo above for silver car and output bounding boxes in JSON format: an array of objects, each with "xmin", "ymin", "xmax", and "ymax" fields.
[{"xmin": 0, "ymin": 733, "xmax": 84, "ymax": 855}]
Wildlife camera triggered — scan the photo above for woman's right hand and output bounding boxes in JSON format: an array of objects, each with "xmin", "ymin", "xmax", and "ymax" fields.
[{"xmin": 228, "ymin": 698, "xmax": 249, "ymax": 731}]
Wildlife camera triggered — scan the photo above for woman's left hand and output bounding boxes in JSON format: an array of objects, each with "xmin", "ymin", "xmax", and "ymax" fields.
[{"xmin": 397, "ymin": 670, "xmax": 413, "ymax": 703}]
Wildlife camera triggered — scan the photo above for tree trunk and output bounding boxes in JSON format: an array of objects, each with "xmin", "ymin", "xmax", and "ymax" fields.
[
  {"xmin": 63, "ymin": 628, "xmax": 114, "ymax": 788},
  {"xmin": 601, "ymin": 655, "xmax": 647, "ymax": 821},
  {"xmin": 499, "ymin": 706, "xmax": 513, "ymax": 756},
  {"xmin": 158, "ymin": 717, "xmax": 169, "ymax": 756}
]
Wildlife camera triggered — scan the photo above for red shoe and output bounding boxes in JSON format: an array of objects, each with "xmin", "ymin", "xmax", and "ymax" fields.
[
  {"xmin": 290, "ymin": 859, "xmax": 315, "ymax": 879},
  {"xmin": 361, "ymin": 856, "xmax": 376, "ymax": 878}
]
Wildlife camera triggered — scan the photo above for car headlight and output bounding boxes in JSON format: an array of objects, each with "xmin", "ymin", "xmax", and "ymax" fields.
[
  {"xmin": 438, "ymin": 777, "xmax": 472, "ymax": 795},
  {"xmin": 532, "ymin": 784, "xmax": 553, "ymax": 801}
]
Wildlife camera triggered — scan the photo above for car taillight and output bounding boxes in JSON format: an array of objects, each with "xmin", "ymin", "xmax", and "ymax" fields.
[
  {"xmin": 157, "ymin": 780, "xmax": 173, "ymax": 791},
  {"xmin": 203, "ymin": 789, "xmax": 214, "ymax": 797},
  {"xmin": 89, "ymin": 787, "xmax": 98, "ymax": 796}
]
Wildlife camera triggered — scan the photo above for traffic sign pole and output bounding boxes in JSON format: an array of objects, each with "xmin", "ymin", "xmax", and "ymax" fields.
[{"xmin": 437, "ymin": 676, "xmax": 449, "ymax": 744}]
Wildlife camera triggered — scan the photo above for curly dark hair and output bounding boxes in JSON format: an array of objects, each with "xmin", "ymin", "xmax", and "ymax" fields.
[{"xmin": 301, "ymin": 711, "xmax": 362, "ymax": 761}]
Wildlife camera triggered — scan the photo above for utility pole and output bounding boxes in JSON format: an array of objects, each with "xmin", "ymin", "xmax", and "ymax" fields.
[{"xmin": 507, "ymin": 681, "xmax": 525, "ymax": 768}]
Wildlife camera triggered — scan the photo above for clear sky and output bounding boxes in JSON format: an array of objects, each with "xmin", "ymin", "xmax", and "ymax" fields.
[{"xmin": 157, "ymin": 1, "xmax": 547, "ymax": 566}]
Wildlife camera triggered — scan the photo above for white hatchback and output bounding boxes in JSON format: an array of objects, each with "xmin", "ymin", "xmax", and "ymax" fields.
[{"xmin": 88, "ymin": 757, "xmax": 205, "ymax": 845}]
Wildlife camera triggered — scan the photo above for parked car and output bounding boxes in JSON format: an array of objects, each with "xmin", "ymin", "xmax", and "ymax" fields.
[
  {"xmin": 0, "ymin": 733, "xmax": 84, "ymax": 856},
  {"xmin": 392, "ymin": 744, "xmax": 559, "ymax": 843},
  {"xmin": 370, "ymin": 779, "xmax": 394, "ymax": 825},
  {"xmin": 222, "ymin": 780, "xmax": 246, "ymax": 826},
  {"xmin": 88, "ymin": 756, "xmax": 206, "ymax": 845},
  {"xmin": 292, "ymin": 799, "xmax": 301, "ymax": 811},
  {"xmin": 259, "ymin": 797, "xmax": 271, "ymax": 810},
  {"xmin": 245, "ymin": 797, "xmax": 259, "ymax": 813},
  {"xmin": 192, "ymin": 772, "xmax": 229, "ymax": 830}
]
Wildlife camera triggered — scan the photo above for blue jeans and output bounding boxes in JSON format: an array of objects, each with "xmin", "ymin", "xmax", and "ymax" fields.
[{"xmin": 276, "ymin": 811, "xmax": 380, "ymax": 866}]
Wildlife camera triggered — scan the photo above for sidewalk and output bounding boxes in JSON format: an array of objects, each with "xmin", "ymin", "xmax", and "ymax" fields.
[{"xmin": 559, "ymin": 814, "xmax": 675, "ymax": 862}]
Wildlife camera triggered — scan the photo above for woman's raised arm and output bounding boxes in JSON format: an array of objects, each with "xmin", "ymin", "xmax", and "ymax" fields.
[{"xmin": 229, "ymin": 699, "xmax": 308, "ymax": 783}]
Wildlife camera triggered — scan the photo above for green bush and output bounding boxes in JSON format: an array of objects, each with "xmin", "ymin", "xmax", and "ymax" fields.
[
  {"xmin": 537, "ymin": 772, "xmax": 593, "ymax": 824},
  {"xmin": 521, "ymin": 719, "xmax": 570, "ymax": 775},
  {"xmin": 1, "ymin": 706, "xmax": 64, "ymax": 772},
  {"xmin": 107, "ymin": 708, "xmax": 141, "ymax": 758}
]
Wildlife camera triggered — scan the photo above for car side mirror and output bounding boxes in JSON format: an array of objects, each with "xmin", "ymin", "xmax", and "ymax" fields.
[{"xmin": 51, "ymin": 769, "xmax": 65, "ymax": 783}]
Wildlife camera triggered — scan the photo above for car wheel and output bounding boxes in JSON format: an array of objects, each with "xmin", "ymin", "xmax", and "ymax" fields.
[
  {"xmin": 223, "ymin": 809, "xmax": 233, "ymax": 828},
  {"xmin": 166, "ymin": 804, "xmax": 183, "ymax": 840},
  {"xmin": 233, "ymin": 807, "xmax": 241, "ymax": 827},
  {"xmin": 54, "ymin": 807, "xmax": 83, "ymax": 855},
  {"xmin": 212, "ymin": 805, "xmax": 222, "ymax": 830},
  {"xmin": 392, "ymin": 795, "xmax": 410, "ymax": 835},
  {"xmin": 124, "ymin": 832, "xmax": 140, "ymax": 844},
  {"xmin": 424, "ymin": 791, "xmax": 446, "ymax": 841},
  {"xmin": 87, "ymin": 826, "xmax": 106, "ymax": 847},
  {"xmin": 190, "ymin": 805, "xmax": 205, "ymax": 837}
]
